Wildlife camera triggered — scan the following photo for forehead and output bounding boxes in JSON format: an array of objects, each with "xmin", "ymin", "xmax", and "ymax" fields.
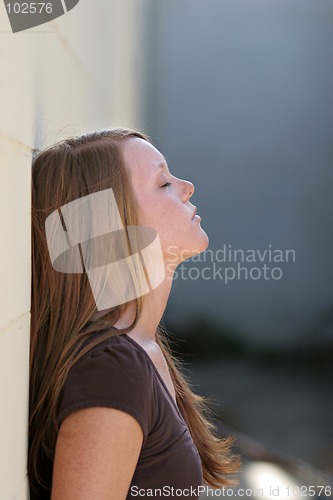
[{"xmin": 122, "ymin": 138, "xmax": 166, "ymax": 181}]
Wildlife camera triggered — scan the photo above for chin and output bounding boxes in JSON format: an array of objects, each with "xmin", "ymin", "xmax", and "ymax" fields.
[
  {"xmin": 181, "ymin": 232, "xmax": 210, "ymax": 261},
  {"xmin": 165, "ymin": 229, "xmax": 209, "ymax": 264},
  {"xmin": 190, "ymin": 239, "xmax": 209, "ymax": 258},
  {"xmin": 195, "ymin": 228, "xmax": 210, "ymax": 253}
]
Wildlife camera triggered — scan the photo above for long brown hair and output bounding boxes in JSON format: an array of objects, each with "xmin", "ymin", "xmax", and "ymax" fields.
[{"xmin": 28, "ymin": 128, "xmax": 240, "ymax": 497}]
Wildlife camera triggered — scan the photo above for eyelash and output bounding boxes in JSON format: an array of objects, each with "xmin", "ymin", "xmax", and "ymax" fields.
[{"xmin": 161, "ymin": 182, "xmax": 172, "ymax": 188}]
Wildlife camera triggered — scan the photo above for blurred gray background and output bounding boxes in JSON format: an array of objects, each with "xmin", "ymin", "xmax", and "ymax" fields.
[
  {"xmin": 138, "ymin": 0, "xmax": 333, "ymax": 473},
  {"xmin": 141, "ymin": 0, "xmax": 333, "ymax": 347}
]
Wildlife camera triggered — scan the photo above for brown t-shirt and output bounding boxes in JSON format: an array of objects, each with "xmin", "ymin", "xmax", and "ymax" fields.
[{"xmin": 55, "ymin": 332, "xmax": 203, "ymax": 499}]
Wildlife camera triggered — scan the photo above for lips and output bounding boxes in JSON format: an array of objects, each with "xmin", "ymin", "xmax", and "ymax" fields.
[{"xmin": 192, "ymin": 207, "xmax": 197, "ymax": 220}]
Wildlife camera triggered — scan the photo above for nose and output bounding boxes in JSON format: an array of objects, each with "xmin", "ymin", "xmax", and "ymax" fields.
[{"xmin": 181, "ymin": 179, "xmax": 195, "ymax": 200}]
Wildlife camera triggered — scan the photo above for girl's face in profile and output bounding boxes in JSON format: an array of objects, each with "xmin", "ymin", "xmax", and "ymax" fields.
[{"xmin": 122, "ymin": 138, "xmax": 209, "ymax": 265}]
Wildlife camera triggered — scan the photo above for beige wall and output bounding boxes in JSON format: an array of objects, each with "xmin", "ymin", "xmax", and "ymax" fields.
[{"xmin": 0, "ymin": 1, "xmax": 147, "ymax": 497}]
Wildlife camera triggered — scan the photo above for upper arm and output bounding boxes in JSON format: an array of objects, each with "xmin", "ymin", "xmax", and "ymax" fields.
[{"xmin": 51, "ymin": 406, "xmax": 143, "ymax": 500}]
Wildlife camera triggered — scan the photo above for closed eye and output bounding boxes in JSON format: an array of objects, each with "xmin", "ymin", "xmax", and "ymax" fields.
[{"xmin": 161, "ymin": 182, "xmax": 172, "ymax": 188}]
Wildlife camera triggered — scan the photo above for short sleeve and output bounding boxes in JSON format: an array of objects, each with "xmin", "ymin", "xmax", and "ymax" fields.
[{"xmin": 57, "ymin": 336, "xmax": 155, "ymax": 442}]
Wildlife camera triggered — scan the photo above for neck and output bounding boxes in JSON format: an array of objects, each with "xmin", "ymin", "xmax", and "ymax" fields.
[
  {"xmin": 119, "ymin": 274, "xmax": 173, "ymax": 342},
  {"xmin": 91, "ymin": 265, "xmax": 175, "ymax": 343}
]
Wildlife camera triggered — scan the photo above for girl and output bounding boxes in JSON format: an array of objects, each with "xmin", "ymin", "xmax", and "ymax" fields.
[{"xmin": 28, "ymin": 128, "xmax": 239, "ymax": 499}]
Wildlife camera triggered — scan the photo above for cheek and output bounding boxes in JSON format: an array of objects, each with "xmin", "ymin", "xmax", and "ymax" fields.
[
  {"xmin": 140, "ymin": 196, "xmax": 170, "ymax": 225},
  {"xmin": 135, "ymin": 195, "xmax": 155, "ymax": 225}
]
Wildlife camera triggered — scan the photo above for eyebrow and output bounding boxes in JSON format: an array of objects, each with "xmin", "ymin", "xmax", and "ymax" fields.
[{"xmin": 155, "ymin": 161, "xmax": 168, "ymax": 173}]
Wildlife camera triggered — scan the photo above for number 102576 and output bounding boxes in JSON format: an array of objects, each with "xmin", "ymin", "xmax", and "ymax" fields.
[{"xmin": 5, "ymin": 3, "xmax": 53, "ymax": 14}]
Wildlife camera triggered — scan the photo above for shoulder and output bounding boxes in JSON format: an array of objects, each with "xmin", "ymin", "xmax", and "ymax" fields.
[
  {"xmin": 81, "ymin": 334, "xmax": 152, "ymax": 377},
  {"xmin": 57, "ymin": 334, "xmax": 156, "ymax": 440},
  {"xmin": 63, "ymin": 334, "xmax": 154, "ymax": 389}
]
